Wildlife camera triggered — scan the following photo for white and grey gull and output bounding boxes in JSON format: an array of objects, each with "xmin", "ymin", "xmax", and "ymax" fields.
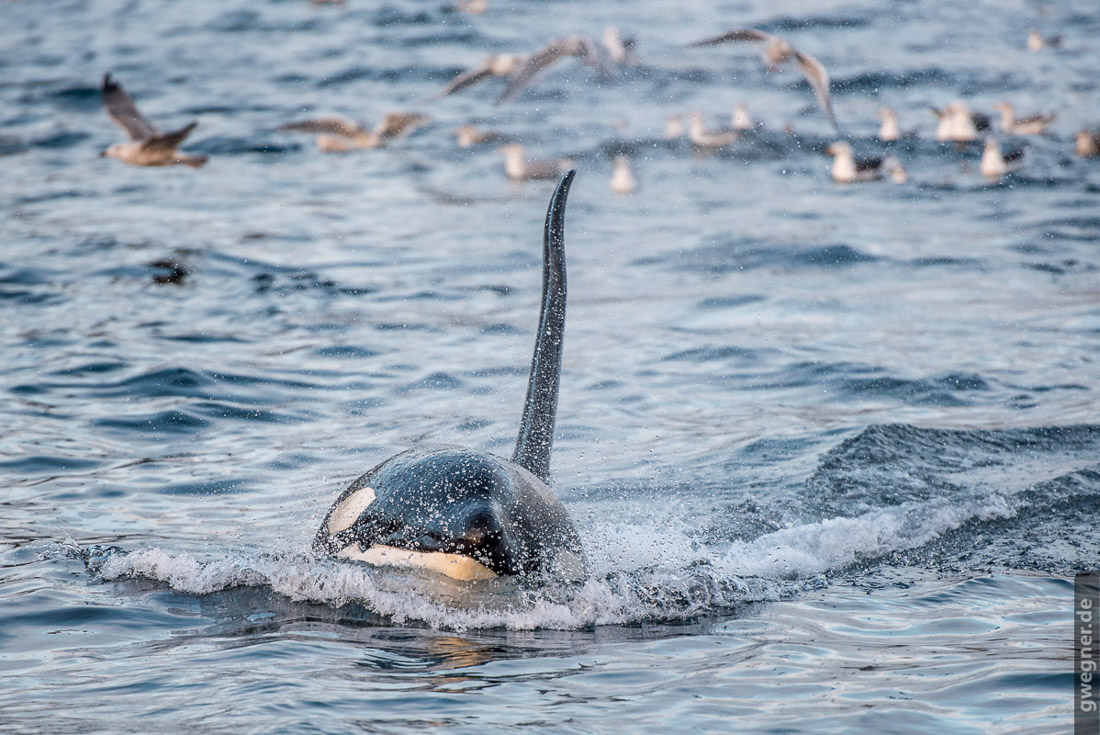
[
  {"xmin": 279, "ymin": 112, "xmax": 429, "ymax": 152},
  {"xmin": 441, "ymin": 30, "xmax": 633, "ymax": 105},
  {"xmin": 453, "ymin": 124, "xmax": 512, "ymax": 148},
  {"xmin": 825, "ymin": 142, "xmax": 906, "ymax": 184},
  {"xmin": 992, "ymin": 102, "xmax": 1055, "ymax": 136},
  {"xmin": 439, "ymin": 54, "xmax": 527, "ymax": 98},
  {"xmin": 979, "ymin": 137, "xmax": 1025, "ymax": 179},
  {"xmin": 100, "ymin": 73, "xmax": 207, "ymax": 168},
  {"xmin": 499, "ymin": 143, "xmax": 574, "ymax": 181},
  {"xmin": 493, "ymin": 32, "xmax": 629, "ymax": 105},
  {"xmin": 688, "ymin": 112, "xmax": 740, "ymax": 148},
  {"xmin": 930, "ymin": 101, "xmax": 991, "ymax": 142}
]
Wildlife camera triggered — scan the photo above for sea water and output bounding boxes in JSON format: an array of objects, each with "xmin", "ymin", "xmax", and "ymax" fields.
[{"xmin": 2, "ymin": 0, "xmax": 1098, "ymax": 732}]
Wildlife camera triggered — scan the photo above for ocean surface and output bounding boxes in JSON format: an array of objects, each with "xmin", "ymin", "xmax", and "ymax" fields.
[{"xmin": 3, "ymin": 0, "xmax": 1099, "ymax": 732}]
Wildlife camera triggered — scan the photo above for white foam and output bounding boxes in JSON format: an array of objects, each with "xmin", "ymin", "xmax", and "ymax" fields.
[
  {"xmin": 92, "ymin": 493, "xmax": 1018, "ymax": 630},
  {"xmin": 716, "ymin": 494, "xmax": 1016, "ymax": 579}
]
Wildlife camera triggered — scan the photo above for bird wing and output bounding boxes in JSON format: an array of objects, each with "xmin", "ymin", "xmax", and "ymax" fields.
[
  {"xmin": 102, "ymin": 73, "xmax": 158, "ymax": 140},
  {"xmin": 688, "ymin": 28, "xmax": 773, "ymax": 47},
  {"xmin": 971, "ymin": 112, "xmax": 992, "ymax": 132},
  {"xmin": 141, "ymin": 121, "xmax": 197, "ymax": 152},
  {"xmin": 373, "ymin": 112, "xmax": 430, "ymax": 140},
  {"xmin": 793, "ymin": 50, "xmax": 839, "ymax": 134},
  {"xmin": 439, "ymin": 64, "xmax": 494, "ymax": 97},
  {"xmin": 278, "ymin": 116, "xmax": 365, "ymax": 138},
  {"xmin": 495, "ymin": 38, "xmax": 578, "ymax": 104}
]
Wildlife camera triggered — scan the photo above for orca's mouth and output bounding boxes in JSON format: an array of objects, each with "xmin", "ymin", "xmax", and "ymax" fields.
[
  {"xmin": 316, "ymin": 502, "xmax": 519, "ymax": 576},
  {"xmin": 328, "ymin": 529, "xmax": 508, "ymax": 580},
  {"xmin": 379, "ymin": 528, "xmax": 504, "ymax": 569},
  {"xmin": 335, "ymin": 543, "xmax": 500, "ymax": 581}
]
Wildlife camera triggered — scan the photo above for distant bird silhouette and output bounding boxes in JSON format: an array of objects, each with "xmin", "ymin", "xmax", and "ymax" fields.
[
  {"xmin": 499, "ymin": 143, "xmax": 573, "ymax": 181},
  {"xmin": 826, "ymin": 142, "xmax": 906, "ymax": 183},
  {"xmin": 610, "ymin": 155, "xmax": 637, "ymax": 194},
  {"xmin": 980, "ymin": 137, "xmax": 1024, "ymax": 179},
  {"xmin": 731, "ymin": 102, "xmax": 756, "ymax": 131},
  {"xmin": 930, "ymin": 102, "xmax": 990, "ymax": 142},
  {"xmin": 1027, "ymin": 29, "xmax": 1062, "ymax": 52},
  {"xmin": 992, "ymin": 102, "xmax": 1055, "ymax": 136},
  {"xmin": 444, "ymin": 0, "xmax": 488, "ymax": 14},
  {"xmin": 878, "ymin": 108, "xmax": 900, "ymax": 141},
  {"xmin": 688, "ymin": 112, "xmax": 740, "ymax": 148},
  {"xmin": 1076, "ymin": 129, "xmax": 1100, "ymax": 158},
  {"xmin": 666, "ymin": 115, "xmax": 685, "ymax": 140},
  {"xmin": 453, "ymin": 124, "xmax": 512, "ymax": 148}
]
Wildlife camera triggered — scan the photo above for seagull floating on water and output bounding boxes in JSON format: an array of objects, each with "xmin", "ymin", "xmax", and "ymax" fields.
[
  {"xmin": 499, "ymin": 143, "xmax": 574, "ymax": 181},
  {"xmin": 979, "ymin": 137, "xmax": 1025, "ymax": 179},
  {"xmin": 100, "ymin": 74, "xmax": 207, "ymax": 168},
  {"xmin": 444, "ymin": 0, "xmax": 488, "ymax": 14},
  {"xmin": 1027, "ymin": 29, "xmax": 1062, "ymax": 52},
  {"xmin": 688, "ymin": 28, "xmax": 839, "ymax": 134},
  {"xmin": 826, "ymin": 142, "xmax": 906, "ymax": 183},
  {"xmin": 1076, "ymin": 129, "xmax": 1100, "ymax": 158},
  {"xmin": 610, "ymin": 155, "xmax": 637, "ymax": 194},
  {"xmin": 878, "ymin": 108, "xmax": 901, "ymax": 141},
  {"xmin": 992, "ymin": 102, "xmax": 1055, "ymax": 136},
  {"xmin": 931, "ymin": 102, "xmax": 990, "ymax": 142},
  {"xmin": 731, "ymin": 102, "xmax": 756, "ymax": 131},
  {"xmin": 279, "ymin": 113, "xmax": 429, "ymax": 152},
  {"xmin": 688, "ymin": 112, "xmax": 740, "ymax": 148},
  {"xmin": 453, "ymin": 124, "xmax": 511, "ymax": 148},
  {"xmin": 666, "ymin": 115, "xmax": 685, "ymax": 140}
]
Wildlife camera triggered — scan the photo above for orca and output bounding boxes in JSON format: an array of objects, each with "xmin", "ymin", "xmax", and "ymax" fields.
[{"xmin": 314, "ymin": 171, "xmax": 584, "ymax": 581}]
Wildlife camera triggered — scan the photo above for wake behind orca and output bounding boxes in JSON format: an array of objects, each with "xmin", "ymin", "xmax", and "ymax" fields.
[{"xmin": 313, "ymin": 171, "xmax": 584, "ymax": 582}]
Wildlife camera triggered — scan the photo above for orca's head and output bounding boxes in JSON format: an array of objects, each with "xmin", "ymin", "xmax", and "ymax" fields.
[{"xmin": 315, "ymin": 448, "xmax": 536, "ymax": 579}]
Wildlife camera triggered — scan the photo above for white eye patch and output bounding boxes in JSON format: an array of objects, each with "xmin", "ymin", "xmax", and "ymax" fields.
[{"xmin": 326, "ymin": 486, "xmax": 377, "ymax": 534}]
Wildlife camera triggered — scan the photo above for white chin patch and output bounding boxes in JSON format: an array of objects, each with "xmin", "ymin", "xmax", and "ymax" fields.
[
  {"xmin": 326, "ymin": 486, "xmax": 377, "ymax": 534},
  {"xmin": 336, "ymin": 544, "xmax": 498, "ymax": 581}
]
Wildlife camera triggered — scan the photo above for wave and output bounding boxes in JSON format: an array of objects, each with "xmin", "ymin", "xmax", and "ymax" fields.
[
  {"xmin": 41, "ymin": 422, "xmax": 1097, "ymax": 629},
  {"xmin": 62, "ymin": 488, "xmax": 1015, "ymax": 631}
]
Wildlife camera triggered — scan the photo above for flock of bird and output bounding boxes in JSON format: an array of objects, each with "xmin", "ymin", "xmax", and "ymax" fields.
[{"xmin": 97, "ymin": 6, "xmax": 1100, "ymax": 194}]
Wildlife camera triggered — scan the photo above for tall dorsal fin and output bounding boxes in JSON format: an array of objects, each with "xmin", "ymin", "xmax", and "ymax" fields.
[{"xmin": 512, "ymin": 170, "xmax": 575, "ymax": 483}]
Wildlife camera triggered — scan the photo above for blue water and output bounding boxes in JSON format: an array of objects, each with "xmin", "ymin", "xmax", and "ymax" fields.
[{"xmin": 3, "ymin": 0, "xmax": 1099, "ymax": 732}]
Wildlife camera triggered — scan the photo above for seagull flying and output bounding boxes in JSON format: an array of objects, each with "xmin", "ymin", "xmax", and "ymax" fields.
[
  {"xmin": 688, "ymin": 29, "xmax": 839, "ymax": 134},
  {"xmin": 279, "ymin": 112, "xmax": 429, "ymax": 152},
  {"xmin": 100, "ymin": 73, "xmax": 207, "ymax": 168}
]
